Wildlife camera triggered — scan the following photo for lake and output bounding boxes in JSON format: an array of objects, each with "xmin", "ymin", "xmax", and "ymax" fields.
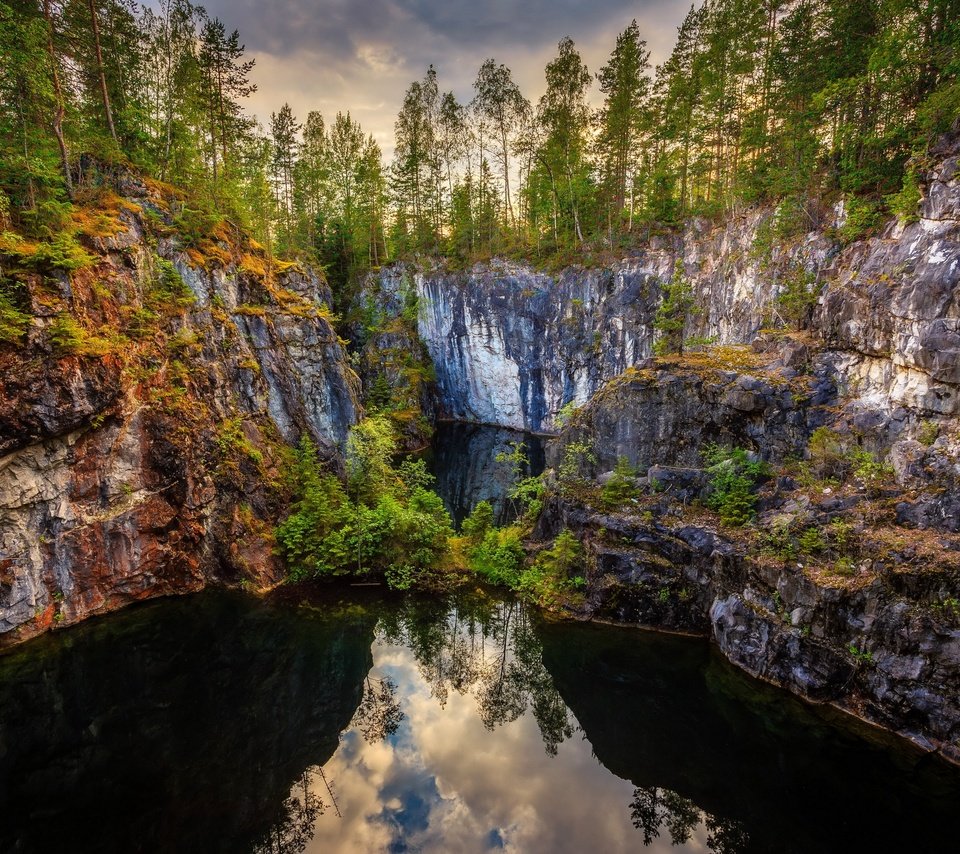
[{"xmin": 1, "ymin": 586, "xmax": 958, "ymax": 854}]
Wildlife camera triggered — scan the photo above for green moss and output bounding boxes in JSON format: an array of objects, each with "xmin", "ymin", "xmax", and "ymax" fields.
[{"xmin": 0, "ymin": 284, "xmax": 30, "ymax": 344}]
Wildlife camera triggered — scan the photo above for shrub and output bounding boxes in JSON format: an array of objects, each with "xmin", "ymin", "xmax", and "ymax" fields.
[
  {"xmin": 776, "ymin": 264, "xmax": 818, "ymax": 329},
  {"xmin": 518, "ymin": 530, "xmax": 585, "ymax": 607},
  {"xmin": 468, "ymin": 527, "xmax": 525, "ymax": 586},
  {"xmin": 276, "ymin": 425, "xmax": 455, "ymax": 588},
  {"xmin": 601, "ymin": 456, "xmax": 638, "ymax": 509},
  {"xmin": 48, "ymin": 314, "xmax": 114, "ymax": 357},
  {"xmin": 555, "ymin": 400, "xmax": 579, "ymax": 428},
  {"xmin": 838, "ymin": 196, "xmax": 884, "ymax": 244},
  {"xmin": 462, "ymin": 501, "xmax": 495, "ymax": 543},
  {"xmin": 557, "ymin": 441, "xmax": 597, "ymax": 493},
  {"xmin": 509, "ymin": 474, "xmax": 545, "ymax": 522},
  {"xmin": 653, "ymin": 258, "xmax": 697, "ymax": 355},
  {"xmin": 805, "ymin": 427, "xmax": 847, "ymax": 483},
  {"xmin": 0, "ymin": 284, "xmax": 30, "ymax": 344},
  {"xmin": 918, "ymin": 421, "xmax": 940, "ymax": 447},
  {"xmin": 704, "ymin": 444, "xmax": 766, "ymax": 526}
]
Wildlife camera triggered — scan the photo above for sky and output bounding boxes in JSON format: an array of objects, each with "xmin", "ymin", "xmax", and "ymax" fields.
[{"xmin": 193, "ymin": 0, "xmax": 689, "ymax": 160}]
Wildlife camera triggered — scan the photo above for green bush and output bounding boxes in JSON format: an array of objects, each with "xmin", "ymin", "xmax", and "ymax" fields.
[
  {"xmin": 468, "ymin": 527, "xmax": 525, "ymax": 586},
  {"xmin": 0, "ymin": 284, "xmax": 30, "ymax": 344},
  {"xmin": 653, "ymin": 258, "xmax": 696, "ymax": 356},
  {"xmin": 776, "ymin": 264, "xmax": 818, "ymax": 329},
  {"xmin": 276, "ymin": 421, "xmax": 455, "ymax": 588},
  {"xmin": 601, "ymin": 456, "xmax": 638, "ymax": 509},
  {"xmin": 838, "ymin": 196, "xmax": 884, "ymax": 244},
  {"xmin": 518, "ymin": 530, "xmax": 585, "ymax": 607},
  {"xmin": 557, "ymin": 440, "xmax": 597, "ymax": 493},
  {"xmin": 48, "ymin": 314, "xmax": 114, "ymax": 357},
  {"xmin": 704, "ymin": 444, "xmax": 766, "ymax": 526},
  {"xmin": 462, "ymin": 500, "xmax": 495, "ymax": 543}
]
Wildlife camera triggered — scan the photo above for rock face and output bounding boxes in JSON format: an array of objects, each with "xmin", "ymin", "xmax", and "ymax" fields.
[
  {"xmin": 0, "ymin": 177, "xmax": 360, "ymax": 646},
  {"xmin": 544, "ymin": 355, "xmax": 832, "ymax": 475},
  {"xmin": 537, "ymin": 495, "xmax": 960, "ymax": 765},
  {"xmin": 361, "ymin": 135, "xmax": 958, "ymax": 432}
]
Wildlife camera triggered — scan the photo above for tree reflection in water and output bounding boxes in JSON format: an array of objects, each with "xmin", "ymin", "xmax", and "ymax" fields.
[
  {"xmin": 629, "ymin": 786, "xmax": 748, "ymax": 851},
  {"xmin": 378, "ymin": 595, "xmax": 574, "ymax": 754},
  {"xmin": 254, "ymin": 766, "xmax": 342, "ymax": 854},
  {"xmin": 351, "ymin": 675, "xmax": 404, "ymax": 743}
]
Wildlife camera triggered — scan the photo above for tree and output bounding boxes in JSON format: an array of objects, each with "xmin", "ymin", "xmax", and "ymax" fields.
[
  {"xmin": 596, "ymin": 20, "xmax": 652, "ymax": 233},
  {"xmin": 270, "ymin": 102, "xmax": 300, "ymax": 252},
  {"xmin": 533, "ymin": 37, "xmax": 593, "ymax": 245},
  {"xmin": 653, "ymin": 259, "xmax": 696, "ymax": 355},
  {"xmin": 197, "ymin": 17, "xmax": 256, "ymax": 193},
  {"xmin": 392, "ymin": 67, "xmax": 440, "ymax": 250},
  {"xmin": 472, "ymin": 58, "xmax": 529, "ymax": 230}
]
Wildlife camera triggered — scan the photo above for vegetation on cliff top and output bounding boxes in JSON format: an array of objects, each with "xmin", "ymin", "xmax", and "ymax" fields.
[{"xmin": 1, "ymin": 0, "xmax": 957, "ymax": 312}]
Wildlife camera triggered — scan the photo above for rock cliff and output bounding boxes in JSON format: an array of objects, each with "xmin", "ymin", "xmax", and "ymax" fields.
[
  {"xmin": 0, "ymin": 173, "xmax": 360, "ymax": 646},
  {"xmin": 361, "ymin": 134, "xmax": 958, "ymax": 433}
]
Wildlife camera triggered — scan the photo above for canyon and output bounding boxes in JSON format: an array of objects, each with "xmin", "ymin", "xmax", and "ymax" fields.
[{"xmin": 2, "ymin": 134, "xmax": 959, "ymax": 764}]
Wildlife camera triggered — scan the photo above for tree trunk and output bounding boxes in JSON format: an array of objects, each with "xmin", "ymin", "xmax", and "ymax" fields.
[
  {"xmin": 88, "ymin": 0, "xmax": 118, "ymax": 143},
  {"xmin": 43, "ymin": 0, "xmax": 72, "ymax": 197}
]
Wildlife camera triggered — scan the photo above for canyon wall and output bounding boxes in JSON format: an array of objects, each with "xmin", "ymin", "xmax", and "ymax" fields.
[
  {"xmin": 363, "ymin": 134, "xmax": 958, "ymax": 432},
  {"xmin": 0, "ymin": 175, "xmax": 360, "ymax": 645}
]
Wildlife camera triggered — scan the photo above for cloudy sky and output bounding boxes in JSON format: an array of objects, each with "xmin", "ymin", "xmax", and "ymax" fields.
[{"xmin": 194, "ymin": 0, "xmax": 689, "ymax": 159}]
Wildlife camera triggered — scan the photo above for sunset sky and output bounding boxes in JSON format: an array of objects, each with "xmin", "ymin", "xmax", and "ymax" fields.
[{"xmin": 193, "ymin": 0, "xmax": 689, "ymax": 158}]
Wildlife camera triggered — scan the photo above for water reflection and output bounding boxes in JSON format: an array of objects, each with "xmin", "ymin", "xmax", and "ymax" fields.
[
  {"xmin": 0, "ymin": 592, "xmax": 375, "ymax": 854},
  {"xmin": 3, "ymin": 589, "xmax": 960, "ymax": 854},
  {"xmin": 425, "ymin": 422, "xmax": 545, "ymax": 526}
]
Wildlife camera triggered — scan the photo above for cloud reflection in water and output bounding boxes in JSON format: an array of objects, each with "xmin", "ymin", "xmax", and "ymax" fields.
[{"xmin": 265, "ymin": 600, "xmax": 728, "ymax": 854}]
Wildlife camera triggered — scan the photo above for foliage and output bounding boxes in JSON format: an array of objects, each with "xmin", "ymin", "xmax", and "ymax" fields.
[
  {"xmin": 468, "ymin": 526, "xmax": 526, "ymax": 586},
  {"xmin": 557, "ymin": 440, "xmax": 597, "ymax": 493},
  {"xmin": 554, "ymin": 400, "xmax": 579, "ymax": 428},
  {"xmin": 47, "ymin": 314, "xmax": 114, "ymax": 357},
  {"xmin": 509, "ymin": 475, "xmax": 546, "ymax": 523},
  {"xmin": 461, "ymin": 500, "xmax": 495, "ymax": 543},
  {"xmin": 601, "ymin": 456, "xmax": 638, "ymax": 510},
  {"xmin": 0, "ymin": 0, "xmax": 956, "ymax": 276},
  {"xmin": 517, "ymin": 531, "xmax": 585, "ymax": 608},
  {"xmin": 775, "ymin": 265, "xmax": 818, "ymax": 329},
  {"xmin": 703, "ymin": 444, "xmax": 766, "ymax": 526},
  {"xmin": 653, "ymin": 259, "xmax": 696, "ymax": 355},
  {"xmin": 276, "ymin": 420, "xmax": 455, "ymax": 588},
  {"xmin": 0, "ymin": 282, "xmax": 30, "ymax": 344},
  {"xmin": 838, "ymin": 197, "xmax": 885, "ymax": 244}
]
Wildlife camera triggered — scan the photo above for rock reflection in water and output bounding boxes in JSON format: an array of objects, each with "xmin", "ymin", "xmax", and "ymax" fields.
[
  {"xmin": 0, "ymin": 591, "xmax": 375, "ymax": 854},
  {"xmin": 4, "ymin": 588, "xmax": 960, "ymax": 854},
  {"xmin": 539, "ymin": 620, "xmax": 960, "ymax": 854}
]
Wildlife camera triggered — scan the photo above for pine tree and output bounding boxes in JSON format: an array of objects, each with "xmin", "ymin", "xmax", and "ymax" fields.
[{"xmin": 596, "ymin": 20, "xmax": 651, "ymax": 234}]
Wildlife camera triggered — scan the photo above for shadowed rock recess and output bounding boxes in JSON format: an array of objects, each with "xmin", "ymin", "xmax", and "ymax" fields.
[{"xmin": 2, "ymin": 132, "xmax": 959, "ymax": 764}]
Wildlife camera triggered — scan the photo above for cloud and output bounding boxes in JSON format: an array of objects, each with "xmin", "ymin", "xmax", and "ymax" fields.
[{"xmin": 191, "ymin": 0, "xmax": 689, "ymax": 160}]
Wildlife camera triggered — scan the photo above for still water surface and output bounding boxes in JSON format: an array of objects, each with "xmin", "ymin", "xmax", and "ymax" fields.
[{"xmin": 1, "ymin": 587, "xmax": 959, "ymax": 854}]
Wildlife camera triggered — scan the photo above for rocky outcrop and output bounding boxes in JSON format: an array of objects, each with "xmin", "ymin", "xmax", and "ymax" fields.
[
  {"xmin": 360, "ymin": 135, "xmax": 958, "ymax": 432},
  {"xmin": 537, "ymin": 493, "xmax": 960, "ymax": 765},
  {"xmin": 821, "ymin": 135, "xmax": 960, "ymax": 415},
  {"xmin": 544, "ymin": 346, "xmax": 832, "ymax": 474},
  {"xmin": 0, "ymin": 176, "xmax": 360, "ymax": 646}
]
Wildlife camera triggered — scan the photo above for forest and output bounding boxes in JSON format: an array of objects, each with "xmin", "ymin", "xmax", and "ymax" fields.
[{"xmin": 1, "ymin": 0, "xmax": 958, "ymax": 299}]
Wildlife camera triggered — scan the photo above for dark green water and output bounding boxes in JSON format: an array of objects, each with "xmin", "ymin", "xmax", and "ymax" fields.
[{"xmin": 1, "ymin": 588, "xmax": 958, "ymax": 854}]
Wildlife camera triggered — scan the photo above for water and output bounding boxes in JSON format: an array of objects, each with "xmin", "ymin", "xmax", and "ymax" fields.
[
  {"xmin": 423, "ymin": 422, "xmax": 545, "ymax": 527},
  {"xmin": 1, "ymin": 587, "xmax": 959, "ymax": 854}
]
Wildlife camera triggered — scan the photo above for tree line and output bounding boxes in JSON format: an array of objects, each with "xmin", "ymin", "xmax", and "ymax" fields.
[{"xmin": 1, "ymin": 0, "xmax": 957, "ymax": 295}]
